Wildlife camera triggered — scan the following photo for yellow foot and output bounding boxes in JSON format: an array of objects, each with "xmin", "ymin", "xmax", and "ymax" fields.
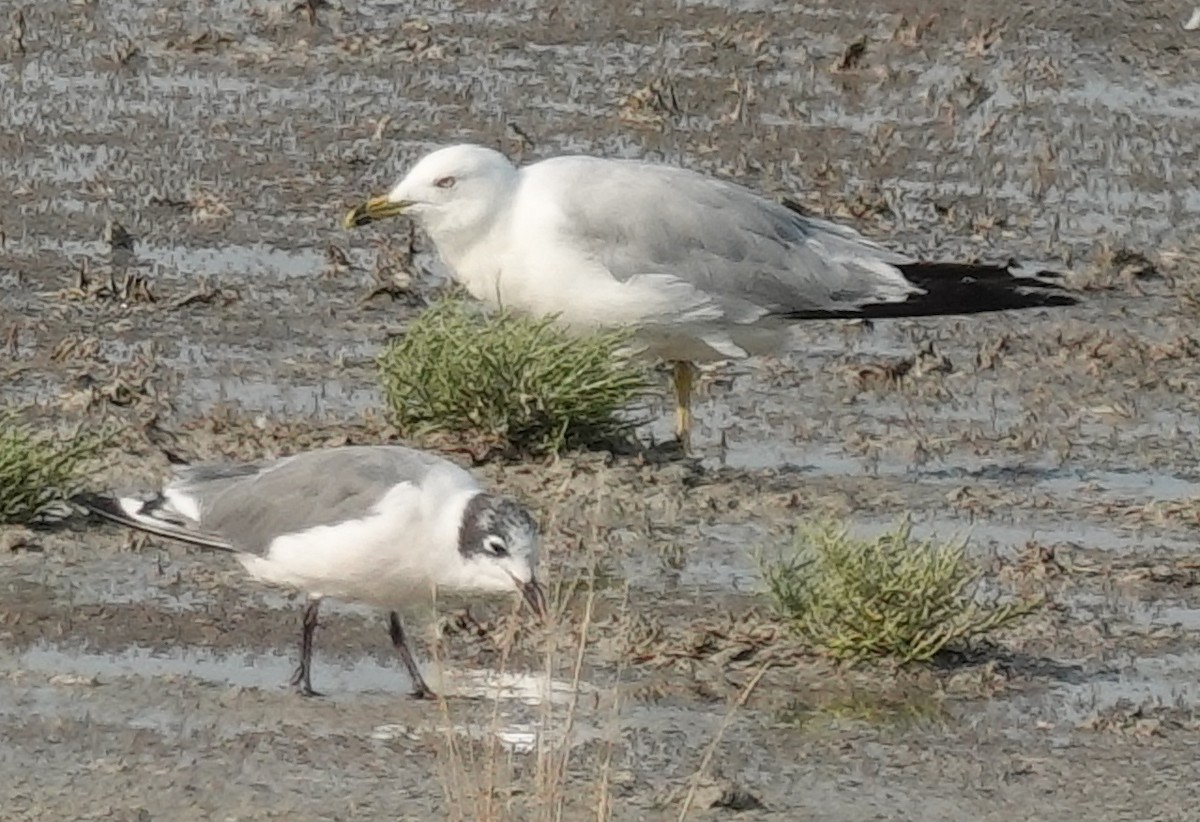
[{"xmin": 672, "ymin": 360, "xmax": 698, "ymax": 450}]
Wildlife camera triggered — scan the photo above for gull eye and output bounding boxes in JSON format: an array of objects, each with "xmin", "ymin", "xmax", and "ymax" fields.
[
  {"xmin": 484, "ymin": 536, "xmax": 509, "ymax": 557},
  {"xmin": 434, "ymin": 175, "xmax": 456, "ymax": 189}
]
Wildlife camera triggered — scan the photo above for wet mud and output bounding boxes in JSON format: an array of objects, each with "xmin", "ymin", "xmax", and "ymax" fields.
[{"xmin": 3, "ymin": 0, "xmax": 1200, "ymax": 819}]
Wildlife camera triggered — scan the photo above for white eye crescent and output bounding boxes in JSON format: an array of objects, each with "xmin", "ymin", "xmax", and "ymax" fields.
[{"xmin": 485, "ymin": 536, "xmax": 508, "ymax": 557}]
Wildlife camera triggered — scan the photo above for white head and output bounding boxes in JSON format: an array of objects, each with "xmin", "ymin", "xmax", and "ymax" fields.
[
  {"xmin": 442, "ymin": 492, "xmax": 545, "ymax": 616},
  {"xmin": 343, "ymin": 144, "xmax": 519, "ymax": 246}
]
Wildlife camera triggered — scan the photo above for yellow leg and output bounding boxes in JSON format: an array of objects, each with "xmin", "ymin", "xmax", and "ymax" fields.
[{"xmin": 672, "ymin": 360, "xmax": 698, "ymax": 450}]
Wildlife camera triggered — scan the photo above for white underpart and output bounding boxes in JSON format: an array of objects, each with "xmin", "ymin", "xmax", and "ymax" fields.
[
  {"xmin": 451, "ymin": 168, "xmax": 732, "ymax": 331},
  {"xmin": 115, "ymin": 456, "xmax": 533, "ymax": 610},
  {"xmin": 238, "ymin": 470, "xmax": 488, "ymax": 608},
  {"xmin": 388, "ymin": 146, "xmax": 925, "ymax": 363}
]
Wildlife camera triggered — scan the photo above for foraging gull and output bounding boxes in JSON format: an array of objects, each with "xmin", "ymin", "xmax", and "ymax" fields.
[{"xmin": 76, "ymin": 444, "xmax": 546, "ymax": 698}]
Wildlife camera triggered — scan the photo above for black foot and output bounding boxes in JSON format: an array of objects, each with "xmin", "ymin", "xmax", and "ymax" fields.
[
  {"xmin": 287, "ymin": 665, "xmax": 323, "ymax": 698},
  {"xmin": 408, "ymin": 684, "xmax": 437, "ymax": 700},
  {"xmin": 289, "ymin": 681, "xmax": 325, "ymax": 698},
  {"xmin": 288, "ymin": 599, "xmax": 324, "ymax": 697},
  {"xmin": 389, "ymin": 610, "xmax": 438, "ymax": 700}
]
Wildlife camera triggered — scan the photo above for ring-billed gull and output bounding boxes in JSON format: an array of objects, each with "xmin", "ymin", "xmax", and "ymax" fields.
[
  {"xmin": 344, "ymin": 144, "xmax": 1077, "ymax": 447},
  {"xmin": 75, "ymin": 444, "xmax": 546, "ymax": 699}
]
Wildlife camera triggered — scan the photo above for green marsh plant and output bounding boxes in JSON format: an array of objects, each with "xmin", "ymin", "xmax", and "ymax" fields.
[
  {"xmin": 0, "ymin": 410, "xmax": 107, "ymax": 524},
  {"xmin": 760, "ymin": 517, "xmax": 1040, "ymax": 663},
  {"xmin": 377, "ymin": 298, "xmax": 649, "ymax": 455}
]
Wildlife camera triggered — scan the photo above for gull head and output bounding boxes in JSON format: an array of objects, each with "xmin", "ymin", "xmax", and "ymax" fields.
[
  {"xmin": 448, "ymin": 492, "xmax": 546, "ymax": 618},
  {"xmin": 343, "ymin": 144, "xmax": 518, "ymax": 242}
]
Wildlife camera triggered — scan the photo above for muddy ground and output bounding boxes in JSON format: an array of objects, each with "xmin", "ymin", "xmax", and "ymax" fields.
[{"xmin": 3, "ymin": 0, "xmax": 1200, "ymax": 819}]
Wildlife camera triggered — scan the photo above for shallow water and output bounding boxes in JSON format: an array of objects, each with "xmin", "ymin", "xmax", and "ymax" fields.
[{"xmin": 3, "ymin": 0, "xmax": 1200, "ymax": 818}]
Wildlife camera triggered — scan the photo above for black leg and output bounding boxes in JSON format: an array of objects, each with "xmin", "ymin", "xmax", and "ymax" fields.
[
  {"xmin": 288, "ymin": 599, "xmax": 322, "ymax": 697},
  {"xmin": 388, "ymin": 611, "xmax": 435, "ymax": 699}
]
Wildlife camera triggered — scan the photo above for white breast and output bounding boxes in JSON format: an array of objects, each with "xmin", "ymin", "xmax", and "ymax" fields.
[{"xmin": 238, "ymin": 478, "xmax": 476, "ymax": 609}]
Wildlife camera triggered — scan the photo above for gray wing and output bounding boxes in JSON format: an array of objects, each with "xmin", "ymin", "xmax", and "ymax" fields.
[
  {"xmin": 169, "ymin": 446, "xmax": 475, "ymax": 554},
  {"xmin": 533, "ymin": 156, "xmax": 918, "ymax": 320}
]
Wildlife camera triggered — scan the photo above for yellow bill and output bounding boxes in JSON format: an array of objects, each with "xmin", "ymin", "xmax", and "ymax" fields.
[{"xmin": 342, "ymin": 195, "xmax": 410, "ymax": 229}]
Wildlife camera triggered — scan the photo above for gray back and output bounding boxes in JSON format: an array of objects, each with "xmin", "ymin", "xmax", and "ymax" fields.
[
  {"xmin": 542, "ymin": 156, "xmax": 913, "ymax": 316},
  {"xmin": 170, "ymin": 446, "xmax": 474, "ymax": 554}
]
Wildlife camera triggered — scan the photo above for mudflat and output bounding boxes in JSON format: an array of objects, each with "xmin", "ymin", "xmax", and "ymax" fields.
[{"xmin": 2, "ymin": 1, "xmax": 1199, "ymax": 819}]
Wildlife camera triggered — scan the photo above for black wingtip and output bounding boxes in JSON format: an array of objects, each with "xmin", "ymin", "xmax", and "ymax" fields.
[
  {"xmin": 896, "ymin": 261, "xmax": 1079, "ymax": 313},
  {"xmin": 780, "ymin": 261, "xmax": 1078, "ymax": 320},
  {"xmin": 71, "ymin": 492, "xmax": 135, "ymax": 525},
  {"xmin": 71, "ymin": 491, "xmax": 236, "ymax": 553}
]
